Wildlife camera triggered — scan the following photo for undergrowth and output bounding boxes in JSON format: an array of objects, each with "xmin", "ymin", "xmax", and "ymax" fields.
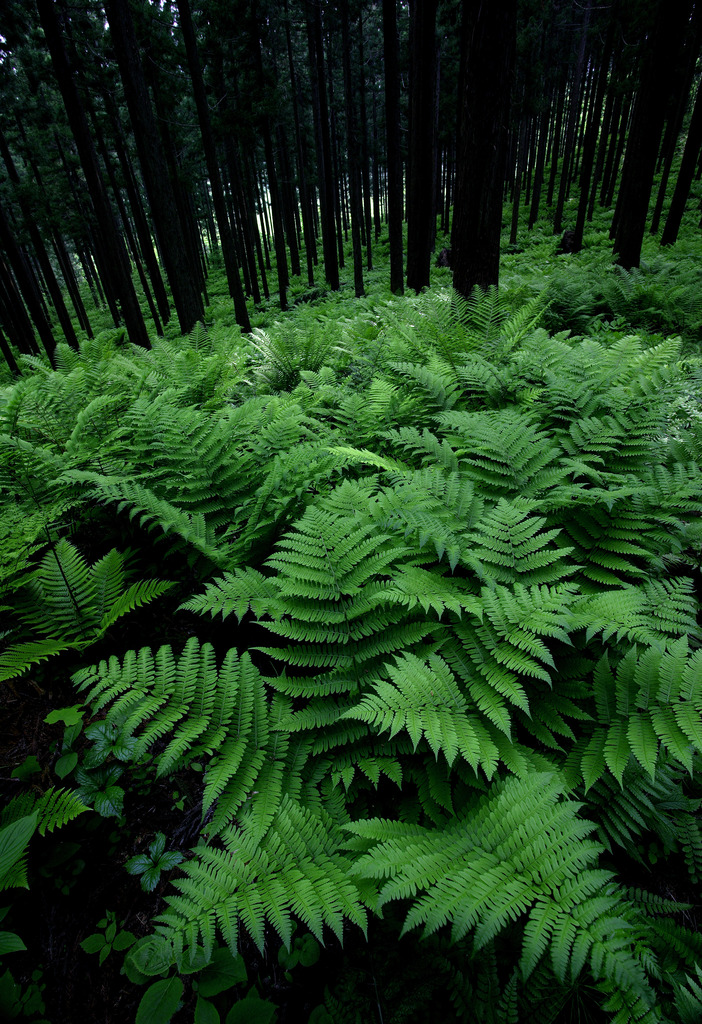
[{"xmin": 2, "ymin": 210, "xmax": 702, "ymax": 1023}]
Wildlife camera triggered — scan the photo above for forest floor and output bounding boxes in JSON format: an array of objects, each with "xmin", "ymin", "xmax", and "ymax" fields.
[{"xmin": 2, "ymin": 210, "xmax": 702, "ymax": 1024}]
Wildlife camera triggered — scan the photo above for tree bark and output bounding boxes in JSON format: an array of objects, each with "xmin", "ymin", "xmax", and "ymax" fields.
[
  {"xmin": 104, "ymin": 0, "xmax": 203, "ymax": 334},
  {"xmin": 452, "ymin": 0, "xmax": 516, "ymax": 298},
  {"xmin": 383, "ymin": 0, "xmax": 404, "ymax": 294},
  {"xmin": 406, "ymin": 0, "xmax": 439, "ymax": 292},
  {"xmin": 613, "ymin": 0, "xmax": 694, "ymax": 268},
  {"xmin": 37, "ymin": 0, "xmax": 150, "ymax": 348},
  {"xmin": 176, "ymin": 0, "xmax": 250, "ymax": 331}
]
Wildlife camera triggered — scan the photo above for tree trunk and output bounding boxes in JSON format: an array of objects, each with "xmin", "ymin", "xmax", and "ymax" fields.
[
  {"xmin": 661, "ymin": 76, "xmax": 702, "ymax": 245},
  {"xmin": 613, "ymin": 0, "xmax": 694, "ymax": 268},
  {"xmin": 383, "ymin": 0, "xmax": 404, "ymax": 295},
  {"xmin": 307, "ymin": 0, "xmax": 339, "ymax": 290},
  {"xmin": 452, "ymin": 0, "xmax": 516, "ymax": 298},
  {"xmin": 341, "ymin": 0, "xmax": 364, "ymax": 297},
  {"xmin": 105, "ymin": 0, "xmax": 203, "ymax": 335},
  {"xmin": 176, "ymin": 0, "xmax": 250, "ymax": 331},
  {"xmin": 37, "ymin": 0, "xmax": 150, "ymax": 348},
  {"xmin": 406, "ymin": 0, "xmax": 438, "ymax": 292},
  {"xmin": 0, "ymin": 197, "xmax": 57, "ymax": 362}
]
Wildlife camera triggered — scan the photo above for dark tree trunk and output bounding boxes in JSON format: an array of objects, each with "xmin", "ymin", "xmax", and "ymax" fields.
[
  {"xmin": 307, "ymin": 0, "xmax": 339, "ymax": 290},
  {"xmin": 0, "ymin": 254, "xmax": 40, "ymax": 356},
  {"xmin": 254, "ymin": 15, "xmax": 289, "ymax": 311},
  {"xmin": 0, "ymin": 197, "xmax": 56, "ymax": 362},
  {"xmin": 572, "ymin": 13, "xmax": 616, "ymax": 251},
  {"xmin": 341, "ymin": 0, "xmax": 364, "ymax": 297},
  {"xmin": 651, "ymin": 9, "xmax": 702, "ymax": 234},
  {"xmin": 358, "ymin": 9, "xmax": 374, "ymax": 270},
  {"xmin": 284, "ymin": 0, "xmax": 315, "ymax": 286},
  {"xmin": 383, "ymin": 0, "xmax": 404, "ymax": 294},
  {"xmin": 52, "ymin": 232, "xmax": 92, "ymax": 337},
  {"xmin": 661, "ymin": 76, "xmax": 702, "ymax": 245},
  {"xmin": 452, "ymin": 0, "xmax": 516, "ymax": 298},
  {"xmin": 510, "ymin": 118, "xmax": 528, "ymax": 245},
  {"xmin": 602, "ymin": 92, "xmax": 631, "ymax": 209},
  {"xmin": 613, "ymin": 0, "xmax": 695, "ymax": 268},
  {"xmin": 406, "ymin": 0, "xmax": 438, "ymax": 292},
  {"xmin": 553, "ymin": 1, "xmax": 591, "ymax": 235},
  {"xmin": 176, "ymin": 0, "xmax": 250, "ymax": 332},
  {"xmin": 104, "ymin": 0, "xmax": 202, "ymax": 335},
  {"xmin": 104, "ymin": 95, "xmax": 170, "ymax": 325},
  {"xmin": 0, "ymin": 131, "xmax": 78, "ymax": 349},
  {"xmin": 0, "ymin": 323, "xmax": 20, "ymax": 376},
  {"xmin": 528, "ymin": 103, "xmax": 550, "ymax": 229},
  {"xmin": 37, "ymin": 0, "xmax": 150, "ymax": 348}
]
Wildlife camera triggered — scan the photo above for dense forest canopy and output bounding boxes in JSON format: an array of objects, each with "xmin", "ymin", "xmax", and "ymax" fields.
[
  {"xmin": 2, "ymin": 1, "xmax": 702, "ymax": 1023},
  {"xmin": 0, "ymin": 0, "xmax": 700, "ymax": 360}
]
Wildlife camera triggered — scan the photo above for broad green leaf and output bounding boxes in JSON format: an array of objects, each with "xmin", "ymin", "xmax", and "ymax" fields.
[
  {"xmin": 135, "ymin": 978, "xmax": 183, "ymax": 1024},
  {"xmin": 0, "ymin": 813, "xmax": 38, "ymax": 887},
  {"xmin": 225, "ymin": 998, "xmax": 277, "ymax": 1024},
  {"xmin": 195, "ymin": 997, "xmax": 220, "ymax": 1024},
  {"xmin": 55, "ymin": 752, "xmax": 78, "ymax": 779},
  {"xmin": 198, "ymin": 947, "xmax": 247, "ymax": 997},
  {"xmin": 0, "ymin": 932, "xmax": 25, "ymax": 956},
  {"xmin": 79, "ymin": 933, "xmax": 106, "ymax": 955},
  {"xmin": 44, "ymin": 706, "xmax": 83, "ymax": 727}
]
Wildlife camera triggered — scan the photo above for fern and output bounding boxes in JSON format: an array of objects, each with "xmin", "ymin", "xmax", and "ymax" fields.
[{"xmin": 0, "ymin": 539, "xmax": 173, "ymax": 681}]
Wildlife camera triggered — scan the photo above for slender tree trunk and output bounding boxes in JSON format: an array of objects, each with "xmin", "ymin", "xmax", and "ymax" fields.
[
  {"xmin": 661, "ymin": 76, "xmax": 702, "ymax": 245},
  {"xmin": 37, "ymin": 0, "xmax": 150, "ymax": 348},
  {"xmin": 284, "ymin": 0, "xmax": 315, "ymax": 286},
  {"xmin": 0, "ymin": 323, "xmax": 20, "ymax": 375},
  {"xmin": 406, "ymin": 0, "xmax": 438, "ymax": 292},
  {"xmin": 358, "ymin": 10, "xmax": 374, "ymax": 270},
  {"xmin": 0, "ymin": 254, "xmax": 40, "ymax": 355},
  {"xmin": 104, "ymin": 0, "xmax": 202, "ymax": 335},
  {"xmin": 528, "ymin": 103, "xmax": 550, "ymax": 229},
  {"xmin": 0, "ymin": 197, "xmax": 56, "ymax": 362},
  {"xmin": 572, "ymin": 13, "xmax": 615, "ymax": 251},
  {"xmin": 383, "ymin": 0, "xmax": 404, "ymax": 294},
  {"xmin": 307, "ymin": 0, "xmax": 339, "ymax": 290},
  {"xmin": 452, "ymin": 0, "xmax": 517, "ymax": 298},
  {"xmin": 176, "ymin": 0, "xmax": 250, "ymax": 331},
  {"xmin": 341, "ymin": 0, "xmax": 364, "ymax": 296},
  {"xmin": 0, "ymin": 131, "xmax": 78, "ymax": 349},
  {"xmin": 613, "ymin": 0, "xmax": 694, "ymax": 268},
  {"xmin": 553, "ymin": 1, "xmax": 591, "ymax": 234}
]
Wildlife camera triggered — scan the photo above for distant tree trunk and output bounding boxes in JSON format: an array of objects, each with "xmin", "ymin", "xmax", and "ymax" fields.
[
  {"xmin": 452, "ymin": 0, "xmax": 516, "ymax": 298},
  {"xmin": 572, "ymin": 13, "xmax": 615, "ymax": 251},
  {"xmin": 0, "ymin": 197, "xmax": 57, "ymax": 362},
  {"xmin": 528, "ymin": 103, "xmax": 550, "ymax": 229},
  {"xmin": 553, "ymin": 1, "xmax": 591, "ymax": 235},
  {"xmin": 651, "ymin": 8, "xmax": 702, "ymax": 234},
  {"xmin": 613, "ymin": 0, "xmax": 694, "ymax": 268},
  {"xmin": 176, "ymin": 0, "xmax": 250, "ymax": 331},
  {"xmin": 341, "ymin": 0, "xmax": 364, "ymax": 297},
  {"xmin": 284, "ymin": 0, "xmax": 315, "ymax": 286},
  {"xmin": 307, "ymin": 0, "xmax": 339, "ymax": 290},
  {"xmin": 0, "ymin": 254, "xmax": 40, "ymax": 356},
  {"xmin": 52, "ymin": 232, "xmax": 92, "ymax": 337},
  {"xmin": 661, "ymin": 77, "xmax": 702, "ymax": 245},
  {"xmin": 383, "ymin": 0, "xmax": 404, "ymax": 295},
  {"xmin": 0, "ymin": 323, "xmax": 20, "ymax": 376},
  {"xmin": 602, "ymin": 92, "xmax": 631, "ymax": 209},
  {"xmin": 37, "ymin": 0, "xmax": 150, "ymax": 348},
  {"xmin": 358, "ymin": 10, "xmax": 374, "ymax": 270},
  {"xmin": 0, "ymin": 131, "xmax": 78, "ymax": 349},
  {"xmin": 406, "ymin": 0, "xmax": 438, "ymax": 292},
  {"xmin": 104, "ymin": 0, "xmax": 202, "ymax": 335}
]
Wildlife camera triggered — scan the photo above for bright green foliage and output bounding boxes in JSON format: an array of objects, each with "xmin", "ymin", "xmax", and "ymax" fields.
[
  {"xmin": 0, "ymin": 538, "xmax": 173, "ymax": 680},
  {"xmin": 2, "ymin": 284, "xmax": 702, "ymax": 1022}
]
